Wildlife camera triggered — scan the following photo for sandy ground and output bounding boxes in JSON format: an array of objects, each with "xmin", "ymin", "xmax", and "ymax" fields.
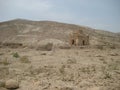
[{"xmin": 0, "ymin": 47, "xmax": 120, "ymax": 90}]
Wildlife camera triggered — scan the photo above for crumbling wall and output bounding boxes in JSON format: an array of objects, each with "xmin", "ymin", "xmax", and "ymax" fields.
[
  {"xmin": 69, "ymin": 30, "xmax": 89, "ymax": 46},
  {"xmin": 2, "ymin": 42, "xmax": 23, "ymax": 48}
]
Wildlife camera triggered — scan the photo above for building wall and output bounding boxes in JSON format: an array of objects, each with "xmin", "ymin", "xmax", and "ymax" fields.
[{"xmin": 69, "ymin": 30, "xmax": 89, "ymax": 46}]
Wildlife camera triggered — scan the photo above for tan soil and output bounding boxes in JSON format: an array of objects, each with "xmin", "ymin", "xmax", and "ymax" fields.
[{"xmin": 0, "ymin": 47, "xmax": 120, "ymax": 90}]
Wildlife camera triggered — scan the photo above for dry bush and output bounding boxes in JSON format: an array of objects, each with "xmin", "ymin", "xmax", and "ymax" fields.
[
  {"xmin": 108, "ymin": 60, "xmax": 120, "ymax": 71},
  {"xmin": 96, "ymin": 45, "xmax": 104, "ymax": 50},
  {"xmin": 99, "ymin": 57, "xmax": 107, "ymax": 64},
  {"xmin": 100, "ymin": 59, "xmax": 120, "ymax": 80},
  {"xmin": 19, "ymin": 56, "xmax": 30, "ymax": 63},
  {"xmin": 67, "ymin": 58, "xmax": 77, "ymax": 64},
  {"xmin": 103, "ymin": 72, "xmax": 112, "ymax": 79},
  {"xmin": 109, "ymin": 45, "xmax": 116, "ymax": 49},
  {"xmin": 80, "ymin": 65, "xmax": 96, "ymax": 74},
  {"xmin": 60, "ymin": 86, "xmax": 74, "ymax": 90},
  {"xmin": 0, "ymin": 80, "xmax": 5, "ymax": 87},
  {"xmin": 62, "ymin": 73, "xmax": 74, "ymax": 82},
  {"xmin": 0, "ymin": 66, "xmax": 9, "ymax": 79},
  {"xmin": 0, "ymin": 58, "xmax": 10, "ymax": 65},
  {"xmin": 0, "ymin": 53, "xmax": 4, "ymax": 56},
  {"xmin": 109, "ymin": 53, "xmax": 118, "ymax": 56},
  {"xmin": 101, "ymin": 66, "xmax": 112, "ymax": 79},
  {"xmin": 28, "ymin": 65, "xmax": 55, "ymax": 76},
  {"xmin": 59, "ymin": 65, "xmax": 65, "ymax": 74}
]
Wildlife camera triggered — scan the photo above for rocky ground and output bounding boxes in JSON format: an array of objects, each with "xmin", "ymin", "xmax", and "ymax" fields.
[{"xmin": 0, "ymin": 47, "xmax": 120, "ymax": 90}]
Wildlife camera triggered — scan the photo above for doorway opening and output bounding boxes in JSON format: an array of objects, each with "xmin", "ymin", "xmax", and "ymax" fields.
[
  {"xmin": 72, "ymin": 39, "xmax": 75, "ymax": 45},
  {"xmin": 83, "ymin": 40, "xmax": 85, "ymax": 45}
]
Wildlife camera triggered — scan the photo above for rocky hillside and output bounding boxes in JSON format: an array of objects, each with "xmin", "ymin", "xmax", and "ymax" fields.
[{"xmin": 0, "ymin": 19, "xmax": 120, "ymax": 46}]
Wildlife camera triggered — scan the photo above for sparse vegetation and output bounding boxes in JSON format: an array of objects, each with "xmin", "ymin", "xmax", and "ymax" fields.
[
  {"xmin": 67, "ymin": 58, "xmax": 77, "ymax": 64},
  {"xmin": 0, "ymin": 53, "xmax": 4, "ymax": 56},
  {"xmin": 0, "ymin": 58, "xmax": 10, "ymax": 65},
  {"xmin": 60, "ymin": 86, "xmax": 73, "ymax": 90},
  {"xmin": 59, "ymin": 65, "xmax": 65, "ymax": 74},
  {"xmin": 13, "ymin": 52, "xmax": 19, "ymax": 58},
  {"xmin": 0, "ymin": 48, "xmax": 119, "ymax": 90},
  {"xmin": 96, "ymin": 45, "xmax": 104, "ymax": 50},
  {"xmin": 80, "ymin": 65, "xmax": 96, "ymax": 74},
  {"xmin": 19, "ymin": 56, "xmax": 30, "ymax": 63},
  {"xmin": 110, "ymin": 45, "xmax": 116, "ymax": 49},
  {"xmin": 108, "ymin": 60, "xmax": 120, "ymax": 71},
  {"xmin": 103, "ymin": 72, "xmax": 112, "ymax": 79},
  {"xmin": 0, "ymin": 19, "xmax": 120, "ymax": 90},
  {"xmin": 99, "ymin": 57, "xmax": 107, "ymax": 64}
]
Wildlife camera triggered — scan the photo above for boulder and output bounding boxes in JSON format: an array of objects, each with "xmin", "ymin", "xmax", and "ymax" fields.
[
  {"xmin": 0, "ymin": 80, "xmax": 5, "ymax": 87},
  {"xmin": 37, "ymin": 39, "xmax": 70, "ymax": 50},
  {"xmin": 0, "ymin": 87, "xmax": 7, "ymax": 90},
  {"xmin": 36, "ymin": 43, "xmax": 53, "ymax": 51},
  {"xmin": 5, "ymin": 79, "xmax": 19, "ymax": 89}
]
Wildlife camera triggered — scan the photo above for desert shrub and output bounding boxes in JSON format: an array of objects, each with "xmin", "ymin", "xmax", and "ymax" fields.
[
  {"xmin": 60, "ymin": 86, "xmax": 74, "ymax": 90},
  {"xmin": 0, "ymin": 53, "xmax": 4, "ymax": 56},
  {"xmin": 104, "ymin": 72, "xmax": 112, "ymax": 79},
  {"xmin": 100, "ymin": 60, "xmax": 119, "ymax": 79},
  {"xmin": 20, "ymin": 56, "xmax": 30, "ymax": 63},
  {"xmin": 45, "ymin": 43, "xmax": 53, "ymax": 51},
  {"xmin": 99, "ymin": 57, "xmax": 107, "ymax": 64},
  {"xmin": 0, "ymin": 80, "xmax": 5, "ymax": 87},
  {"xmin": 108, "ymin": 60, "xmax": 120, "ymax": 70},
  {"xmin": 62, "ymin": 73, "xmax": 74, "ymax": 82},
  {"xmin": 109, "ymin": 53, "xmax": 118, "ymax": 56},
  {"xmin": 96, "ymin": 45, "xmax": 104, "ymax": 50},
  {"xmin": 13, "ymin": 52, "xmax": 19, "ymax": 58},
  {"xmin": 67, "ymin": 58, "xmax": 77, "ymax": 64},
  {"xmin": 110, "ymin": 45, "xmax": 116, "ymax": 49},
  {"xmin": 81, "ymin": 67, "xmax": 91, "ymax": 74},
  {"xmin": 59, "ymin": 65, "xmax": 65, "ymax": 74},
  {"xmin": 80, "ymin": 65, "xmax": 96, "ymax": 74},
  {"xmin": 0, "ymin": 66, "xmax": 9, "ymax": 79},
  {"xmin": 0, "ymin": 58, "xmax": 10, "ymax": 65}
]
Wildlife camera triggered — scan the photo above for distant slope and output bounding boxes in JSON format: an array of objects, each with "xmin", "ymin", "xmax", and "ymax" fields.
[{"xmin": 0, "ymin": 19, "xmax": 120, "ymax": 46}]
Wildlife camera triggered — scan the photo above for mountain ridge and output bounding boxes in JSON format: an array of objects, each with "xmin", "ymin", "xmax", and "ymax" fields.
[{"xmin": 0, "ymin": 19, "xmax": 120, "ymax": 47}]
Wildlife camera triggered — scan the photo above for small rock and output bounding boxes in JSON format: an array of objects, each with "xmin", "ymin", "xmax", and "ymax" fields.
[
  {"xmin": 0, "ymin": 87, "xmax": 7, "ymax": 90},
  {"xmin": 0, "ymin": 53, "xmax": 4, "ymax": 55},
  {"xmin": 41, "ymin": 52, "xmax": 47, "ymax": 55},
  {"xmin": 0, "ymin": 80, "xmax": 5, "ymax": 87},
  {"xmin": 109, "ymin": 53, "xmax": 118, "ymax": 56},
  {"xmin": 60, "ymin": 86, "xmax": 74, "ymax": 90},
  {"xmin": 36, "ymin": 43, "xmax": 53, "ymax": 51},
  {"xmin": 95, "ymin": 54, "xmax": 103, "ymax": 57},
  {"xmin": 5, "ymin": 79, "xmax": 19, "ymax": 89}
]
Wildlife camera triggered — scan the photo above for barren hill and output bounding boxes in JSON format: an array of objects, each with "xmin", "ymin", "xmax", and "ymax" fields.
[
  {"xmin": 0, "ymin": 19, "xmax": 120, "ymax": 46},
  {"xmin": 0, "ymin": 19, "xmax": 120, "ymax": 90}
]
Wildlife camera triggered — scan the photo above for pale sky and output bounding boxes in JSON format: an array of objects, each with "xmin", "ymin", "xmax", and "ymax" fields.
[{"xmin": 0, "ymin": 0, "xmax": 120, "ymax": 32}]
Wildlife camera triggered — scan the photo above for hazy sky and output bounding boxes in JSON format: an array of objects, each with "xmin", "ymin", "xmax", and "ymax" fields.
[{"xmin": 0, "ymin": 0, "xmax": 120, "ymax": 32}]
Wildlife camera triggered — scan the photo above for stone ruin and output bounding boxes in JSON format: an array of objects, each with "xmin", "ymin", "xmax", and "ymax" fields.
[
  {"xmin": 69, "ymin": 30, "xmax": 89, "ymax": 46},
  {"xmin": 0, "ymin": 42, "xmax": 23, "ymax": 48},
  {"xmin": 0, "ymin": 30, "xmax": 89, "ymax": 49}
]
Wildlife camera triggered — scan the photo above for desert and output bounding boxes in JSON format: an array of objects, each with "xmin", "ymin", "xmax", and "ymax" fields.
[{"xmin": 0, "ymin": 19, "xmax": 120, "ymax": 90}]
